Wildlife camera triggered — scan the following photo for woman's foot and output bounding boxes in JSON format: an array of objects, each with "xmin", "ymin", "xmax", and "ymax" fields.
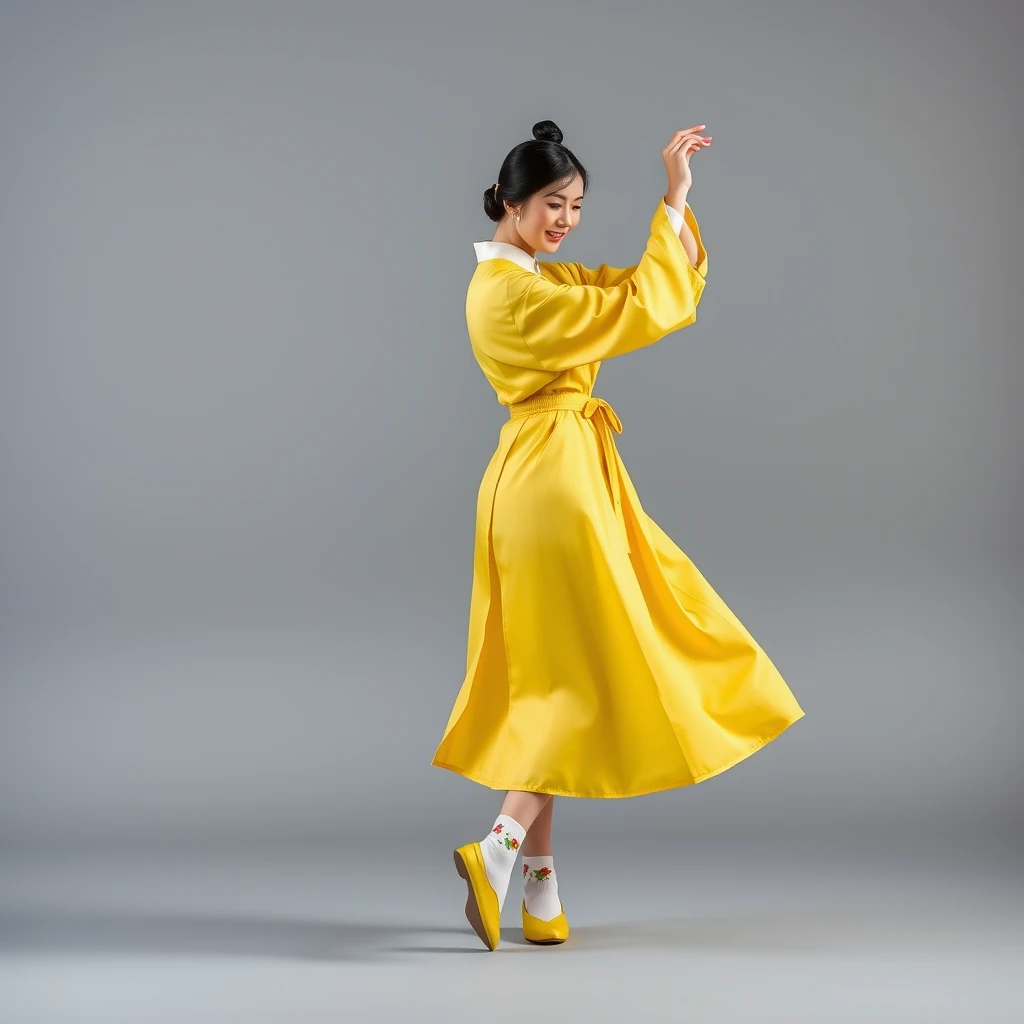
[
  {"xmin": 522, "ymin": 855, "xmax": 562, "ymax": 920},
  {"xmin": 521, "ymin": 899, "xmax": 570, "ymax": 944},
  {"xmin": 453, "ymin": 814, "xmax": 527, "ymax": 950},
  {"xmin": 453, "ymin": 842, "xmax": 501, "ymax": 950},
  {"xmin": 520, "ymin": 855, "xmax": 568, "ymax": 943}
]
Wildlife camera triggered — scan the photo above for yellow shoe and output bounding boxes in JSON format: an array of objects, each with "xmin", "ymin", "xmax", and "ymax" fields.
[
  {"xmin": 521, "ymin": 899, "xmax": 570, "ymax": 944},
  {"xmin": 453, "ymin": 842, "xmax": 501, "ymax": 950}
]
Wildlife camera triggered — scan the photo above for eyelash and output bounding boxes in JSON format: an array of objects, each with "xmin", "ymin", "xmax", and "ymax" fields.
[{"xmin": 549, "ymin": 204, "xmax": 582, "ymax": 211}]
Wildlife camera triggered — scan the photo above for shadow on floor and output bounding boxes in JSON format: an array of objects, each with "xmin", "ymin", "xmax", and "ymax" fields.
[{"xmin": 1, "ymin": 901, "xmax": 1018, "ymax": 960}]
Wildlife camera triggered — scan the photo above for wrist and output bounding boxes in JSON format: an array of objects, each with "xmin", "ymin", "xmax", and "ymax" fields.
[{"xmin": 664, "ymin": 187, "xmax": 689, "ymax": 211}]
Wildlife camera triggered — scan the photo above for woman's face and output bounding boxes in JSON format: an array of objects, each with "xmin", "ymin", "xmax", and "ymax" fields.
[{"xmin": 511, "ymin": 173, "xmax": 583, "ymax": 254}]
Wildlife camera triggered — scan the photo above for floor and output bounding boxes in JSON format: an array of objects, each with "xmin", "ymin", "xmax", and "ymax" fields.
[{"xmin": 0, "ymin": 832, "xmax": 1021, "ymax": 1023}]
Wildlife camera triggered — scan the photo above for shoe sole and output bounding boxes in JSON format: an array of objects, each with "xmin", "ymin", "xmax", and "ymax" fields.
[{"xmin": 453, "ymin": 847, "xmax": 497, "ymax": 950}]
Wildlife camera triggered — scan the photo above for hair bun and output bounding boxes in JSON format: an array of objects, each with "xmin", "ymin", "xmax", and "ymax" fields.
[{"xmin": 532, "ymin": 119, "xmax": 563, "ymax": 145}]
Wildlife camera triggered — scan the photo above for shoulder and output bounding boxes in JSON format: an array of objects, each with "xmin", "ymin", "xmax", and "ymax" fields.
[
  {"xmin": 470, "ymin": 260, "xmax": 541, "ymax": 289},
  {"xmin": 470, "ymin": 262, "xmax": 558, "ymax": 306},
  {"xmin": 537, "ymin": 261, "xmax": 585, "ymax": 286},
  {"xmin": 467, "ymin": 262, "xmax": 542, "ymax": 323}
]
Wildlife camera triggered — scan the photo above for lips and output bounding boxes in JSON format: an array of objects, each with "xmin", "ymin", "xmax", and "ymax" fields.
[{"xmin": 546, "ymin": 231, "xmax": 565, "ymax": 239}]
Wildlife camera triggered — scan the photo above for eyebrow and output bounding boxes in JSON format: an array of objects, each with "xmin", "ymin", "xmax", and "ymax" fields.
[{"xmin": 544, "ymin": 192, "xmax": 584, "ymax": 201}]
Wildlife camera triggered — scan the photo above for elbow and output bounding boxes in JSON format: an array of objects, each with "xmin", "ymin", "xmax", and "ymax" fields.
[
  {"xmin": 647, "ymin": 302, "xmax": 697, "ymax": 339},
  {"xmin": 666, "ymin": 285, "xmax": 702, "ymax": 332},
  {"xmin": 668, "ymin": 295, "xmax": 699, "ymax": 334},
  {"xmin": 675, "ymin": 307, "xmax": 698, "ymax": 332}
]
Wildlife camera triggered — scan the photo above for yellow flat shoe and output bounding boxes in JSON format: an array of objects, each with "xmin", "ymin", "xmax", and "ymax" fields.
[
  {"xmin": 522, "ymin": 899, "xmax": 569, "ymax": 944},
  {"xmin": 453, "ymin": 842, "xmax": 501, "ymax": 950}
]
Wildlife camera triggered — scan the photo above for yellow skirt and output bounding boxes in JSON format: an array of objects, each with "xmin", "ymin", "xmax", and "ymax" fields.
[{"xmin": 431, "ymin": 390, "xmax": 805, "ymax": 797}]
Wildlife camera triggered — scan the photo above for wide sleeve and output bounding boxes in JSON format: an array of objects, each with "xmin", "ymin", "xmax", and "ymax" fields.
[
  {"xmin": 501, "ymin": 199, "xmax": 707, "ymax": 373},
  {"xmin": 677, "ymin": 202, "xmax": 708, "ymax": 278},
  {"xmin": 541, "ymin": 202, "xmax": 707, "ymax": 288}
]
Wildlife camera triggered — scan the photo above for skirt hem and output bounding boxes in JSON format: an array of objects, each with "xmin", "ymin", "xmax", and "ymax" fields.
[{"xmin": 430, "ymin": 709, "xmax": 805, "ymax": 799}]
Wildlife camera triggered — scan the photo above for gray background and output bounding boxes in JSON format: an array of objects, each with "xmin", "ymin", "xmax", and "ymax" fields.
[
  {"xmin": 1, "ymin": 0, "xmax": 1021, "ymax": 847},
  {"xmin": 0, "ymin": 2, "xmax": 1022, "ymax": 1020}
]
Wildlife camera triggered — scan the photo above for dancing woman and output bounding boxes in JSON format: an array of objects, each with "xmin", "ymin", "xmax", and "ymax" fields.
[{"xmin": 431, "ymin": 119, "xmax": 805, "ymax": 950}]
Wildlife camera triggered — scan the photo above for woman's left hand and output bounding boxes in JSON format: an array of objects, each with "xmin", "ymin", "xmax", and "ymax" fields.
[{"xmin": 663, "ymin": 125, "xmax": 710, "ymax": 195}]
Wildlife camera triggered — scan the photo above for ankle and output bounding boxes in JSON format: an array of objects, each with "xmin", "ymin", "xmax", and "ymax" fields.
[
  {"xmin": 520, "ymin": 845, "xmax": 551, "ymax": 858},
  {"xmin": 522, "ymin": 854, "xmax": 561, "ymax": 921},
  {"xmin": 479, "ymin": 814, "xmax": 527, "ymax": 911}
]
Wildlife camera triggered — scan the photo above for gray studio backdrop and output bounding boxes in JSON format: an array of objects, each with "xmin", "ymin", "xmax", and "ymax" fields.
[{"xmin": 0, "ymin": 1, "xmax": 1020, "ymax": 850}]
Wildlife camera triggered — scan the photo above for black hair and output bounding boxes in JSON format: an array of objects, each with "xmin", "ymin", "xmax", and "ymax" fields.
[{"xmin": 482, "ymin": 119, "xmax": 589, "ymax": 222}]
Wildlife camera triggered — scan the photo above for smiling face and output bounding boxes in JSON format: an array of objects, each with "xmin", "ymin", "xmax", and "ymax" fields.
[{"xmin": 496, "ymin": 173, "xmax": 584, "ymax": 255}]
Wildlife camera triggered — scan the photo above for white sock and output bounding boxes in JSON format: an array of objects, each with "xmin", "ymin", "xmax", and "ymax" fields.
[
  {"xmin": 522, "ymin": 854, "xmax": 561, "ymax": 921},
  {"xmin": 480, "ymin": 814, "xmax": 526, "ymax": 911}
]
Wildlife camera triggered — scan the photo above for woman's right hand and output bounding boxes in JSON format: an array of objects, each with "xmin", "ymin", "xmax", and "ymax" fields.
[{"xmin": 663, "ymin": 125, "xmax": 710, "ymax": 195}]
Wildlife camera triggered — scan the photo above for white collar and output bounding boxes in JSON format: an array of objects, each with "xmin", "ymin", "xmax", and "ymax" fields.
[{"xmin": 473, "ymin": 240, "xmax": 540, "ymax": 274}]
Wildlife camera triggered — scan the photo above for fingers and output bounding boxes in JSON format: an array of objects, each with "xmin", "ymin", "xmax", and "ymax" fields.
[
  {"xmin": 675, "ymin": 137, "xmax": 708, "ymax": 169},
  {"xmin": 665, "ymin": 126, "xmax": 711, "ymax": 154},
  {"xmin": 667, "ymin": 125, "xmax": 706, "ymax": 142},
  {"xmin": 667, "ymin": 132, "xmax": 710, "ymax": 155}
]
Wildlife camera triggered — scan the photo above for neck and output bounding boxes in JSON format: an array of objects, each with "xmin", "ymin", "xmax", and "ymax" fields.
[{"xmin": 491, "ymin": 221, "xmax": 535, "ymax": 257}]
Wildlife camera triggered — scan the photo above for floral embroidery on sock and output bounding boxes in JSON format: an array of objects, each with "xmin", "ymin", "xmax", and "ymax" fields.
[
  {"xmin": 523, "ymin": 863, "xmax": 529, "ymax": 876},
  {"xmin": 492, "ymin": 824, "xmax": 503, "ymax": 834},
  {"xmin": 503, "ymin": 836, "xmax": 519, "ymax": 850},
  {"xmin": 527, "ymin": 866, "xmax": 552, "ymax": 881}
]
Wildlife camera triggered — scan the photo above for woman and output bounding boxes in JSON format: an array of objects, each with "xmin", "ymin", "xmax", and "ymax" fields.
[{"xmin": 431, "ymin": 120, "xmax": 805, "ymax": 951}]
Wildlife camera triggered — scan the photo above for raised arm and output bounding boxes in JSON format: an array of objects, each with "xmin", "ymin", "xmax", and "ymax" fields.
[
  {"xmin": 541, "ymin": 201, "xmax": 707, "ymax": 288},
  {"xmin": 489, "ymin": 198, "xmax": 706, "ymax": 373}
]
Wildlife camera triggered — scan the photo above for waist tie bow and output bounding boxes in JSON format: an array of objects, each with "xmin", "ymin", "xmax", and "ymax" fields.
[{"xmin": 508, "ymin": 391, "xmax": 630, "ymax": 554}]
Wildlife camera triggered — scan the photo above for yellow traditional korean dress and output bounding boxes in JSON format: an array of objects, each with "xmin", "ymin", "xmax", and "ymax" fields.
[{"xmin": 431, "ymin": 198, "xmax": 805, "ymax": 798}]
